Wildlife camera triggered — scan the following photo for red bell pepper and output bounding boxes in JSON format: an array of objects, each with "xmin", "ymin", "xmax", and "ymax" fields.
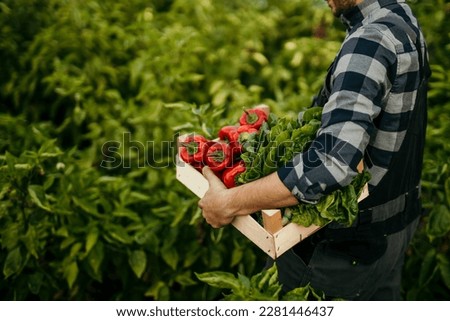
[
  {"xmin": 228, "ymin": 140, "xmax": 243, "ymax": 159},
  {"xmin": 218, "ymin": 125, "xmax": 255, "ymax": 158},
  {"xmin": 230, "ymin": 125, "xmax": 259, "ymax": 155},
  {"xmin": 222, "ymin": 161, "xmax": 246, "ymax": 188},
  {"xmin": 237, "ymin": 124, "xmax": 258, "ymax": 134},
  {"xmin": 205, "ymin": 141, "xmax": 232, "ymax": 172},
  {"xmin": 179, "ymin": 134, "xmax": 212, "ymax": 165},
  {"xmin": 218, "ymin": 125, "xmax": 240, "ymax": 142},
  {"xmin": 239, "ymin": 108, "xmax": 268, "ymax": 130}
]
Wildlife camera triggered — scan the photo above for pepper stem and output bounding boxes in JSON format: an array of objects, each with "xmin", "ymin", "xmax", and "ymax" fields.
[
  {"xmin": 208, "ymin": 150, "xmax": 226, "ymax": 162},
  {"xmin": 181, "ymin": 142, "xmax": 199, "ymax": 155},
  {"xmin": 245, "ymin": 111, "xmax": 259, "ymax": 124}
]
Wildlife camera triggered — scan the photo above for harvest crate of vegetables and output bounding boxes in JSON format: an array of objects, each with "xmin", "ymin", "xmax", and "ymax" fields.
[{"xmin": 176, "ymin": 105, "xmax": 369, "ymax": 259}]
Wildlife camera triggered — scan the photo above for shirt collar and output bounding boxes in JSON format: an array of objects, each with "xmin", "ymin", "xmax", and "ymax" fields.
[{"xmin": 340, "ymin": 0, "xmax": 406, "ymax": 30}]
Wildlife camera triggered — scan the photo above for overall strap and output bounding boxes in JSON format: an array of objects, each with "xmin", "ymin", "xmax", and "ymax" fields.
[
  {"xmin": 358, "ymin": 9, "xmax": 431, "ymax": 209},
  {"xmin": 322, "ymin": 7, "xmax": 431, "ymax": 239}
]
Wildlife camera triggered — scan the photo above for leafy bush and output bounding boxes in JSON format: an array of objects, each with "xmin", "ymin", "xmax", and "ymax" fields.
[
  {"xmin": 0, "ymin": 0, "xmax": 449, "ymax": 300},
  {"xmin": 401, "ymin": 0, "xmax": 450, "ymax": 300},
  {"xmin": 196, "ymin": 264, "xmax": 326, "ymax": 301}
]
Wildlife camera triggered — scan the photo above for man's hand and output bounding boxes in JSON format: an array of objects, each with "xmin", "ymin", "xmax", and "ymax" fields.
[
  {"xmin": 198, "ymin": 166, "xmax": 237, "ymax": 228},
  {"xmin": 198, "ymin": 166, "xmax": 300, "ymax": 228}
]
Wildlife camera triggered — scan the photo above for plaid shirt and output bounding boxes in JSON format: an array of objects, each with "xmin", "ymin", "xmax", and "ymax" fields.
[{"xmin": 278, "ymin": 0, "xmax": 427, "ymax": 203}]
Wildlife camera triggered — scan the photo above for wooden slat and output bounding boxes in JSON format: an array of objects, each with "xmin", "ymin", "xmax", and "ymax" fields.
[
  {"xmin": 358, "ymin": 183, "xmax": 370, "ymax": 202},
  {"xmin": 175, "ymin": 154, "xmax": 208, "ymax": 198},
  {"xmin": 273, "ymin": 223, "xmax": 322, "ymax": 258},
  {"xmin": 357, "ymin": 160, "xmax": 370, "ymax": 202},
  {"xmin": 262, "ymin": 209, "xmax": 283, "ymax": 235},
  {"xmin": 357, "ymin": 160, "xmax": 364, "ymax": 173},
  {"xmin": 232, "ymin": 215, "xmax": 276, "ymax": 259}
]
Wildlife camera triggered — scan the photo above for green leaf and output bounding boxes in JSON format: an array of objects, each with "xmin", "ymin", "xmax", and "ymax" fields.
[
  {"xmin": 195, "ymin": 271, "xmax": 242, "ymax": 291},
  {"xmin": 208, "ymin": 249, "xmax": 223, "ymax": 269},
  {"xmin": 22, "ymin": 226, "xmax": 39, "ymax": 259},
  {"xmin": 426, "ymin": 205, "xmax": 450, "ymax": 240},
  {"xmin": 170, "ymin": 203, "xmax": 190, "ymax": 227},
  {"xmin": 283, "ymin": 284, "xmax": 325, "ymax": 301},
  {"xmin": 85, "ymin": 227, "xmax": 99, "ymax": 254},
  {"xmin": 134, "ymin": 229, "xmax": 160, "ymax": 252},
  {"xmin": 174, "ymin": 270, "xmax": 197, "ymax": 286},
  {"xmin": 210, "ymin": 228, "xmax": 224, "ymax": 244},
  {"xmin": 437, "ymin": 253, "xmax": 450, "ymax": 290},
  {"xmin": 28, "ymin": 185, "xmax": 51, "ymax": 212},
  {"xmin": 1, "ymin": 223, "xmax": 20, "ymax": 250},
  {"xmin": 3, "ymin": 247, "xmax": 23, "ymax": 278},
  {"xmin": 128, "ymin": 250, "xmax": 147, "ymax": 278},
  {"xmin": 283, "ymin": 285, "xmax": 310, "ymax": 301},
  {"xmin": 87, "ymin": 241, "xmax": 104, "ymax": 278},
  {"xmin": 60, "ymin": 236, "xmax": 76, "ymax": 250},
  {"xmin": 231, "ymin": 246, "xmax": 244, "ymax": 267},
  {"xmin": 28, "ymin": 272, "xmax": 44, "ymax": 295},
  {"xmin": 55, "ymin": 226, "xmax": 69, "ymax": 237},
  {"xmin": 161, "ymin": 246, "xmax": 179, "ymax": 270},
  {"xmin": 112, "ymin": 208, "xmax": 141, "ymax": 222},
  {"xmin": 72, "ymin": 196, "xmax": 100, "ymax": 217},
  {"xmin": 145, "ymin": 281, "xmax": 170, "ymax": 300},
  {"xmin": 4, "ymin": 151, "xmax": 17, "ymax": 172},
  {"xmin": 419, "ymin": 248, "xmax": 437, "ymax": 287},
  {"xmin": 309, "ymin": 285, "xmax": 326, "ymax": 301},
  {"xmin": 43, "ymin": 175, "xmax": 55, "ymax": 191},
  {"xmin": 64, "ymin": 261, "xmax": 79, "ymax": 289},
  {"xmin": 237, "ymin": 273, "xmax": 251, "ymax": 289},
  {"xmin": 182, "ymin": 245, "xmax": 202, "ymax": 268},
  {"xmin": 445, "ymin": 177, "xmax": 450, "ymax": 207},
  {"xmin": 104, "ymin": 224, "xmax": 133, "ymax": 245},
  {"xmin": 70, "ymin": 242, "xmax": 83, "ymax": 258},
  {"xmin": 128, "ymin": 191, "xmax": 151, "ymax": 202},
  {"xmin": 164, "ymin": 102, "xmax": 193, "ymax": 110}
]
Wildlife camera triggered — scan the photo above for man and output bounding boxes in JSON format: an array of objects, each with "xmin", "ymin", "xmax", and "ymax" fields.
[{"xmin": 198, "ymin": 0, "xmax": 430, "ymax": 300}]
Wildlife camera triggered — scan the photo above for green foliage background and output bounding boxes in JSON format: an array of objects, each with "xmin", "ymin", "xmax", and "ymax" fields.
[{"xmin": 0, "ymin": 0, "xmax": 449, "ymax": 300}]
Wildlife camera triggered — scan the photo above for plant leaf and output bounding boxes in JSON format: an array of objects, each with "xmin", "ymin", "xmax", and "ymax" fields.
[
  {"xmin": 195, "ymin": 271, "xmax": 242, "ymax": 291},
  {"xmin": 128, "ymin": 250, "xmax": 147, "ymax": 278},
  {"xmin": 85, "ymin": 227, "xmax": 99, "ymax": 254},
  {"xmin": 161, "ymin": 246, "xmax": 179, "ymax": 270},
  {"xmin": 426, "ymin": 205, "xmax": 450, "ymax": 240},
  {"xmin": 28, "ymin": 185, "xmax": 51, "ymax": 212},
  {"xmin": 437, "ymin": 253, "xmax": 450, "ymax": 289},
  {"xmin": 87, "ymin": 241, "xmax": 104, "ymax": 278},
  {"xmin": 419, "ymin": 248, "xmax": 437, "ymax": 287},
  {"xmin": 3, "ymin": 247, "xmax": 23, "ymax": 278},
  {"xmin": 64, "ymin": 261, "xmax": 79, "ymax": 289}
]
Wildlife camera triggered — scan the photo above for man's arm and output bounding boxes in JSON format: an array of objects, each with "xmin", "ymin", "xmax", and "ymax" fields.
[{"xmin": 198, "ymin": 166, "xmax": 299, "ymax": 228}]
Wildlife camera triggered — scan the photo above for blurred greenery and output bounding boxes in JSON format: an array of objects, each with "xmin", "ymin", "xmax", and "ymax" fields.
[{"xmin": 0, "ymin": 0, "xmax": 449, "ymax": 300}]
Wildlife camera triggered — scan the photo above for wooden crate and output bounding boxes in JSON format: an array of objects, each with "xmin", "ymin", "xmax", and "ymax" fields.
[{"xmin": 176, "ymin": 138, "xmax": 369, "ymax": 259}]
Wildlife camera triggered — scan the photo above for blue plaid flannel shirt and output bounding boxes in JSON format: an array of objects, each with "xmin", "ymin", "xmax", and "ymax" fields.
[{"xmin": 278, "ymin": 0, "xmax": 428, "ymax": 203}]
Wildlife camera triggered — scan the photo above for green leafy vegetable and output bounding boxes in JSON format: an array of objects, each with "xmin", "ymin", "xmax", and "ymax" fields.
[{"xmin": 238, "ymin": 107, "xmax": 371, "ymax": 227}]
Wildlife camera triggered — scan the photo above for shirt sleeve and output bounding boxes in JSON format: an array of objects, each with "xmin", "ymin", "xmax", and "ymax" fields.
[{"xmin": 277, "ymin": 25, "xmax": 398, "ymax": 202}]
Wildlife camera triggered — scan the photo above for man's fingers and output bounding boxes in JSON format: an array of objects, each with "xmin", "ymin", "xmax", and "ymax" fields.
[
  {"xmin": 199, "ymin": 166, "xmax": 233, "ymax": 228},
  {"xmin": 202, "ymin": 166, "xmax": 225, "ymax": 188}
]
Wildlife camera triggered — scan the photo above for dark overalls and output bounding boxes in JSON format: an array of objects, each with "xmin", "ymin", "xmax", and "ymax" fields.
[{"xmin": 269, "ymin": 14, "xmax": 431, "ymax": 300}]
